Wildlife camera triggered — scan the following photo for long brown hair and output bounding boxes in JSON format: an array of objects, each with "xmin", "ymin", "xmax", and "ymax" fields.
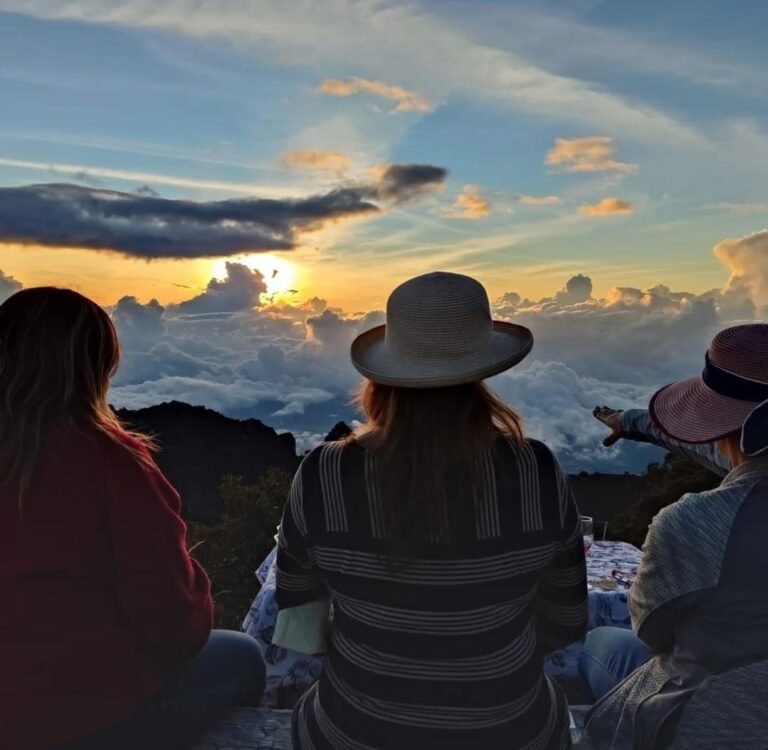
[
  {"xmin": 352, "ymin": 379, "xmax": 524, "ymax": 553},
  {"xmin": 0, "ymin": 287, "xmax": 154, "ymax": 510}
]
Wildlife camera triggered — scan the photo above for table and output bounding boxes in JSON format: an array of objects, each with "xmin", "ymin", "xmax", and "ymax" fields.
[
  {"xmin": 242, "ymin": 541, "xmax": 642, "ymax": 698},
  {"xmin": 545, "ymin": 541, "xmax": 641, "ymax": 677}
]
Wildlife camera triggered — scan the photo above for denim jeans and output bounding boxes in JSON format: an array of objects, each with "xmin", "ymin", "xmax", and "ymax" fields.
[
  {"xmin": 61, "ymin": 630, "xmax": 266, "ymax": 750},
  {"xmin": 578, "ymin": 626, "xmax": 651, "ymax": 702}
]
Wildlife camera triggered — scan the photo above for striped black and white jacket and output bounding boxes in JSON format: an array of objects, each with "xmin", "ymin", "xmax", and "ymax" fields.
[{"xmin": 275, "ymin": 436, "xmax": 588, "ymax": 750}]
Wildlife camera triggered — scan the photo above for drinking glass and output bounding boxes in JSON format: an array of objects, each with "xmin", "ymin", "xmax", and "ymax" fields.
[{"xmin": 581, "ymin": 515, "xmax": 594, "ymax": 557}]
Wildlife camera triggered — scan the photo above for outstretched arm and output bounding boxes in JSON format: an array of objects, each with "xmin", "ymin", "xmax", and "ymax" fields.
[
  {"xmin": 620, "ymin": 409, "xmax": 730, "ymax": 476},
  {"xmin": 595, "ymin": 407, "xmax": 730, "ymax": 477}
]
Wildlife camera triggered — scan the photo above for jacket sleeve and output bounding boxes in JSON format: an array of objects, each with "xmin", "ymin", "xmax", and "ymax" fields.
[
  {"xmin": 535, "ymin": 452, "xmax": 589, "ymax": 653},
  {"xmin": 275, "ymin": 453, "xmax": 329, "ymax": 609},
  {"xmin": 105, "ymin": 441, "xmax": 213, "ymax": 672},
  {"xmin": 620, "ymin": 409, "xmax": 730, "ymax": 477}
]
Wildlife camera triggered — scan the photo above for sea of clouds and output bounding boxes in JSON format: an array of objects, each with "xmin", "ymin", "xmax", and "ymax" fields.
[
  {"xmin": 2, "ymin": 227, "xmax": 766, "ymax": 474},
  {"xmin": 106, "ymin": 232, "xmax": 768, "ymax": 471}
]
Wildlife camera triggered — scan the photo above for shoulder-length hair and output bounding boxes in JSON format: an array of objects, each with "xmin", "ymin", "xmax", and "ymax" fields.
[
  {"xmin": 352, "ymin": 379, "xmax": 524, "ymax": 553},
  {"xmin": 0, "ymin": 287, "xmax": 154, "ymax": 510}
]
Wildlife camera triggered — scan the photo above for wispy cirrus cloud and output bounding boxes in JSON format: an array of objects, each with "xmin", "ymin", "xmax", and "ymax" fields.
[
  {"xmin": 490, "ymin": 8, "xmax": 768, "ymax": 100},
  {"xmin": 318, "ymin": 77, "xmax": 433, "ymax": 113},
  {"xmin": 278, "ymin": 149, "xmax": 351, "ymax": 174},
  {"xmin": 0, "ymin": 156, "xmax": 300, "ymax": 197},
  {"xmin": 546, "ymin": 137, "xmax": 637, "ymax": 174},
  {"xmin": 579, "ymin": 197, "xmax": 634, "ymax": 216},
  {"xmin": 0, "ymin": 164, "xmax": 447, "ymax": 259},
  {"xmin": 440, "ymin": 185, "xmax": 491, "ymax": 220},
  {"xmin": 0, "ymin": 1, "xmax": 702, "ymax": 144},
  {"xmin": 516, "ymin": 194, "xmax": 562, "ymax": 206},
  {"xmin": 702, "ymin": 201, "xmax": 768, "ymax": 214}
]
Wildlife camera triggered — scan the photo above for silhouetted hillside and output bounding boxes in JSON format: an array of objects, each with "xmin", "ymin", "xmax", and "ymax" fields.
[
  {"xmin": 115, "ymin": 402, "xmax": 711, "ymax": 539},
  {"xmin": 571, "ymin": 472, "xmax": 645, "ymax": 525},
  {"xmin": 605, "ymin": 455, "xmax": 720, "ymax": 547},
  {"xmin": 324, "ymin": 421, "xmax": 354, "ymax": 442},
  {"xmin": 115, "ymin": 401, "xmax": 300, "ymax": 522}
]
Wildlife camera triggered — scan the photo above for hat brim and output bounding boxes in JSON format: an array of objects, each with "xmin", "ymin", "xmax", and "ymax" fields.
[
  {"xmin": 649, "ymin": 377, "xmax": 758, "ymax": 444},
  {"xmin": 350, "ymin": 321, "xmax": 533, "ymax": 388}
]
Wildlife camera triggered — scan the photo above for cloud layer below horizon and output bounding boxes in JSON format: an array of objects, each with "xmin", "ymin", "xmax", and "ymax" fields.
[{"xmin": 4, "ymin": 229, "xmax": 766, "ymax": 472}]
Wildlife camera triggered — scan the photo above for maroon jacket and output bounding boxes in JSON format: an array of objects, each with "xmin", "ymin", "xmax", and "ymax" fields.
[{"xmin": 0, "ymin": 424, "xmax": 213, "ymax": 750}]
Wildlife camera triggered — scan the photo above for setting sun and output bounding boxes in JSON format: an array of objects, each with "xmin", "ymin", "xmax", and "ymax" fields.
[{"xmin": 211, "ymin": 254, "xmax": 300, "ymax": 300}]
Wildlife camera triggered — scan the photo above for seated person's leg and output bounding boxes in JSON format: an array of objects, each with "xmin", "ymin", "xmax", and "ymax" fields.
[
  {"xmin": 61, "ymin": 630, "xmax": 266, "ymax": 750},
  {"xmin": 141, "ymin": 629, "xmax": 267, "ymax": 748},
  {"xmin": 578, "ymin": 627, "xmax": 650, "ymax": 702}
]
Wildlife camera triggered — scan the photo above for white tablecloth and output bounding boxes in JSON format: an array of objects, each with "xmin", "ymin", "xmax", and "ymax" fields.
[{"xmin": 243, "ymin": 540, "xmax": 642, "ymax": 697}]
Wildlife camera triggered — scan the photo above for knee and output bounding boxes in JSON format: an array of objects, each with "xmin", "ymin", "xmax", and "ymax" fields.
[
  {"xmin": 208, "ymin": 630, "xmax": 266, "ymax": 699},
  {"xmin": 233, "ymin": 633, "xmax": 266, "ymax": 696},
  {"xmin": 584, "ymin": 627, "xmax": 639, "ymax": 658},
  {"xmin": 580, "ymin": 628, "xmax": 615, "ymax": 675},
  {"xmin": 581, "ymin": 626, "xmax": 650, "ymax": 679}
]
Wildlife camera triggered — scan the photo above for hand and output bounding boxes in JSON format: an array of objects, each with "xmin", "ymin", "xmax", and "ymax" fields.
[{"xmin": 593, "ymin": 406, "xmax": 624, "ymax": 447}]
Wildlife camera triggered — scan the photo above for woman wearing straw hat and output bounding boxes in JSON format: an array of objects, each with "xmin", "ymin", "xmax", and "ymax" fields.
[
  {"xmin": 273, "ymin": 272, "xmax": 588, "ymax": 750},
  {"xmin": 584, "ymin": 324, "xmax": 768, "ymax": 749}
]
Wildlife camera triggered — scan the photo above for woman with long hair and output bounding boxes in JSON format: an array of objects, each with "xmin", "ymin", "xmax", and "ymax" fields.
[
  {"xmin": 275, "ymin": 272, "xmax": 588, "ymax": 749},
  {"xmin": 0, "ymin": 288, "xmax": 265, "ymax": 750}
]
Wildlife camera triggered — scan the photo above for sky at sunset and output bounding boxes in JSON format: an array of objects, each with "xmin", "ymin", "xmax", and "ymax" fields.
[{"xmin": 1, "ymin": 0, "xmax": 767, "ymax": 471}]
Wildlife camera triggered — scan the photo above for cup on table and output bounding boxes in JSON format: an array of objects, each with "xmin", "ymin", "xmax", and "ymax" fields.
[{"xmin": 580, "ymin": 515, "xmax": 594, "ymax": 557}]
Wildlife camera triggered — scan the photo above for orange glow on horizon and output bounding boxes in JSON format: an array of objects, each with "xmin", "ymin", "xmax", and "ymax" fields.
[{"xmin": 0, "ymin": 242, "xmax": 726, "ymax": 314}]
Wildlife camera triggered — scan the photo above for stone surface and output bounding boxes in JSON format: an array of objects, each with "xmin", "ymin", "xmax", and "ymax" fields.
[
  {"xmin": 193, "ymin": 708, "xmax": 292, "ymax": 749},
  {"xmin": 193, "ymin": 706, "xmax": 595, "ymax": 749}
]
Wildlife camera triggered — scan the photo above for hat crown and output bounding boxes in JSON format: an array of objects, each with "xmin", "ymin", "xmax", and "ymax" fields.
[
  {"xmin": 710, "ymin": 324, "xmax": 768, "ymax": 383},
  {"xmin": 385, "ymin": 272, "xmax": 494, "ymax": 360}
]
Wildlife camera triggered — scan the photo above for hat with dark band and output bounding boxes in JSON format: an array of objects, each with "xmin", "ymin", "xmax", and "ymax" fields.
[{"xmin": 649, "ymin": 324, "xmax": 768, "ymax": 456}]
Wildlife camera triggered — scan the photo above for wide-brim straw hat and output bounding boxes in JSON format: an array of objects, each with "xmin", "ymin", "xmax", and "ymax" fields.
[
  {"xmin": 351, "ymin": 271, "xmax": 533, "ymax": 388},
  {"xmin": 649, "ymin": 324, "xmax": 768, "ymax": 454}
]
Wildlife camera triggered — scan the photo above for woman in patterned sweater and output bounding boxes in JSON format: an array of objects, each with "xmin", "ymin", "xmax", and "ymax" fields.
[
  {"xmin": 275, "ymin": 272, "xmax": 588, "ymax": 750},
  {"xmin": 584, "ymin": 324, "xmax": 768, "ymax": 749}
]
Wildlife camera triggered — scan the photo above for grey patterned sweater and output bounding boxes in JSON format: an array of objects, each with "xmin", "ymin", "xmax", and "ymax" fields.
[{"xmin": 586, "ymin": 410, "xmax": 768, "ymax": 749}]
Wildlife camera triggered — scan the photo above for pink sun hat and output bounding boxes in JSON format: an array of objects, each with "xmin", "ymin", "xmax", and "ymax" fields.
[{"xmin": 649, "ymin": 324, "xmax": 768, "ymax": 456}]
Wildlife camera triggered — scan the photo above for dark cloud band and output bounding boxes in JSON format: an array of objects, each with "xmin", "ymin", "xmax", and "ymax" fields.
[{"xmin": 0, "ymin": 164, "xmax": 447, "ymax": 259}]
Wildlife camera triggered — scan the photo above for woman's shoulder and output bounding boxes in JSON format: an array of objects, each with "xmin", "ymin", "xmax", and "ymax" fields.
[
  {"xmin": 60, "ymin": 423, "xmax": 159, "ymax": 480},
  {"xmin": 297, "ymin": 439, "xmax": 363, "ymax": 475},
  {"xmin": 491, "ymin": 437, "xmax": 570, "ymax": 525},
  {"xmin": 88, "ymin": 428, "xmax": 183, "ymax": 512},
  {"xmin": 493, "ymin": 434, "xmax": 563, "ymax": 470}
]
